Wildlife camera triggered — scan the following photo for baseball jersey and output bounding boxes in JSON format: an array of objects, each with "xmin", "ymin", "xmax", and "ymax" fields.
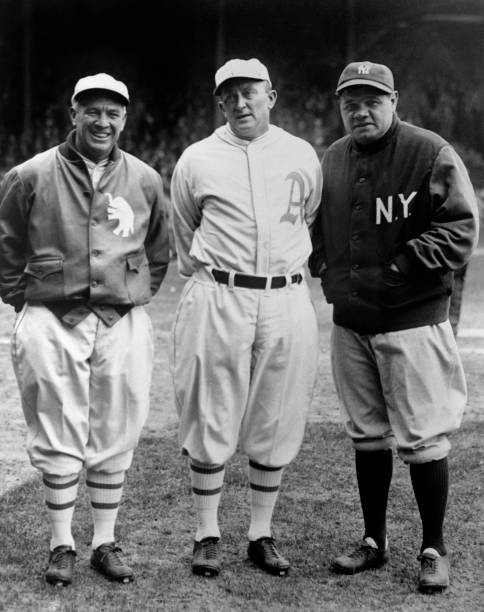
[{"xmin": 171, "ymin": 124, "xmax": 323, "ymax": 277}]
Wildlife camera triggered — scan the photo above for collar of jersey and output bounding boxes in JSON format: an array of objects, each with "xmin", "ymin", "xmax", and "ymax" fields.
[{"xmin": 216, "ymin": 123, "xmax": 283, "ymax": 148}]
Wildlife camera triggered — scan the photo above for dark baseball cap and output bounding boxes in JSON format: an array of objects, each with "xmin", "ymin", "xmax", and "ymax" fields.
[{"xmin": 336, "ymin": 61, "xmax": 394, "ymax": 95}]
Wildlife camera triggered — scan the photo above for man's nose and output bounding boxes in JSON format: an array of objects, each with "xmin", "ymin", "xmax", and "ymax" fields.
[
  {"xmin": 235, "ymin": 93, "xmax": 247, "ymax": 109},
  {"xmin": 95, "ymin": 113, "xmax": 110, "ymax": 126},
  {"xmin": 354, "ymin": 106, "xmax": 369, "ymax": 119}
]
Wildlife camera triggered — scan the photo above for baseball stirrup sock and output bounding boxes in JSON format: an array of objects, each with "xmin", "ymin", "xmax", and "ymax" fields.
[
  {"xmin": 248, "ymin": 460, "xmax": 284, "ymax": 541},
  {"xmin": 410, "ymin": 457, "xmax": 448, "ymax": 556},
  {"xmin": 43, "ymin": 473, "xmax": 80, "ymax": 550},
  {"xmin": 190, "ymin": 461, "xmax": 225, "ymax": 541},
  {"xmin": 355, "ymin": 449, "xmax": 393, "ymax": 550},
  {"xmin": 86, "ymin": 469, "xmax": 125, "ymax": 550}
]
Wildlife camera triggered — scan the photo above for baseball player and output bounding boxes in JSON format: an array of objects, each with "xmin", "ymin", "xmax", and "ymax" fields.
[
  {"xmin": 0, "ymin": 73, "xmax": 169, "ymax": 586},
  {"xmin": 309, "ymin": 61, "xmax": 479, "ymax": 592},
  {"xmin": 170, "ymin": 58, "xmax": 322, "ymax": 577}
]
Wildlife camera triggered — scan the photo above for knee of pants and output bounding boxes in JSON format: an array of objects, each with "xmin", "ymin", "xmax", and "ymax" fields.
[
  {"xmin": 28, "ymin": 446, "xmax": 84, "ymax": 476},
  {"xmin": 352, "ymin": 436, "xmax": 395, "ymax": 453},
  {"xmin": 397, "ymin": 436, "xmax": 451, "ymax": 464},
  {"xmin": 85, "ymin": 449, "xmax": 135, "ymax": 473}
]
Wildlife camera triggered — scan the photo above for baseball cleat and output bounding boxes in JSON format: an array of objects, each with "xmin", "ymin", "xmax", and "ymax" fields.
[
  {"xmin": 332, "ymin": 537, "xmax": 389, "ymax": 574},
  {"xmin": 247, "ymin": 537, "xmax": 290, "ymax": 576},
  {"xmin": 90, "ymin": 542, "xmax": 134, "ymax": 583},
  {"xmin": 45, "ymin": 545, "xmax": 76, "ymax": 586},
  {"xmin": 417, "ymin": 549, "xmax": 449, "ymax": 593},
  {"xmin": 192, "ymin": 537, "xmax": 221, "ymax": 577}
]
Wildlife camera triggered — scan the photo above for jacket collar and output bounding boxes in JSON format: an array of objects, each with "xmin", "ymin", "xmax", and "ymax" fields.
[{"xmin": 58, "ymin": 130, "xmax": 122, "ymax": 163}]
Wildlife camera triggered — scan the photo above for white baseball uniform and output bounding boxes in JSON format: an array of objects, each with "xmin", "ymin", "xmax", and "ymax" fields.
[{"xmin": 171, "ymin": 124, "xmax": 323, "ymax": 466}]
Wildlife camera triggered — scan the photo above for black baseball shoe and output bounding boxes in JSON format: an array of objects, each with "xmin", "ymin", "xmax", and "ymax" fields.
[
  {"xmin": 247, "ymin": 537, "xmax": 290, "ymax": 576},
  {"xmin": 90, "ymin": 542, "xmax": 134, "ymax": 583},
  {"xmin": 192, "ymin": 537, "xmax": 221, "ymax": 577},
  {"xmin": 45, "ymin": 545, "xmax": 76, "ymax": 586},
  {"xmin": 417, "ymin": 548, "xmax": 449, "ymax": 593},
  {"xmin": 332, "ymin": 537, "xmax": 389, "ymax": 574}
]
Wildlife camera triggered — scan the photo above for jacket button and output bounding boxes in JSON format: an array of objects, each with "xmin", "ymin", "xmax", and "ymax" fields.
[
  {"xmin": 352, "ymin": 263, "xmax": 359, "ymax": 270},
  {"xmin": 358, "ymin": 177, "xmax": 366, "ymax": 183},
  {"xmin": 351, "ymin": 233, "xmax": 359, "ymax": 241},
  {"xmin": 351, "ymin": 290, "xmax": 359, "ymax": 297},
  {"xmin": 92, "ymin": 280, "xmax": 98, "ymax": 287}
]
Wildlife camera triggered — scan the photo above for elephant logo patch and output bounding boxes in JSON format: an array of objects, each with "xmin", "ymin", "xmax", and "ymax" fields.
[{"xmin": 105, "ymin": 193, "xmax": 134, "ymax": 237}]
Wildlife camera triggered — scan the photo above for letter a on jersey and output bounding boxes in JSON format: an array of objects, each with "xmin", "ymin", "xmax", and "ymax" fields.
[{"xmin": 280, "ymin": 171, "xmax": 305, "ymax": 224}]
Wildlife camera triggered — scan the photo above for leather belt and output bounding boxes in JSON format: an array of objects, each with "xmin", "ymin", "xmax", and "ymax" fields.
[{"xmin": 211, "ymin": 269, "xmax": 302, "ymax": 289}]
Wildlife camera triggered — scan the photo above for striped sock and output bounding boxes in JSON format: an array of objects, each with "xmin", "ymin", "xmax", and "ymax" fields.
[
  {"xmin": 43, "ymin": 473, "xmax": 79, "ymax": 550},
  {"xmin": 248, "ymin": 460, "xmax": 284, "ymax": 541},
  {"xmin": 189, "ymin": 460, "xmax": 225, "ymax": 541},
  {"xmin": 86, "ymin": 470, "xmax": 125, "ymax": 550}
]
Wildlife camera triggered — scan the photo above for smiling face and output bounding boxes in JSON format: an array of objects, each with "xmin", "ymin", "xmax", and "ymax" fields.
[
  {"xmin": 70, "ymin": 92, "xmax": 127, "ymax": 162},
  {"xmin": 339, "ymin": 85, "xmax": 398, "ymax": 145},
  {"xmin": 218, "ymin": 78, "xmax": 277, "ymax": 141}
]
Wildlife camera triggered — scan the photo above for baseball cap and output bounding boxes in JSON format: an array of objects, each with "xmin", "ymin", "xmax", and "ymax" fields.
[
  {"xmin": 214, "ymin": 58, "xmax": 271, "ymax": 95},
  {"xmin": 71, "ymin": 73, "xmax": 130, "ymax": 106},
  {"xmin": 336, "ymin": 61, "xmax": 394, "ymax": 95}
]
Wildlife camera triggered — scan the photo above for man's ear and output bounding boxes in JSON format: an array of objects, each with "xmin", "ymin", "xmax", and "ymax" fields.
[
  {"xmin": 69, "ymin": 106, "xmax": 77, "ymax": 126},
  {"xmin": 267, "ymin": 89, "xmax": 277, "ymax": 110},
  {"xmin": 217, "ymin": 100, "xmax": 227, "ymax": 118}
]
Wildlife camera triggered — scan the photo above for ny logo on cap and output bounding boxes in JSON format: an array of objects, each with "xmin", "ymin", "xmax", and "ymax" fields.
[{"xmin": 358, "ymin": 63, "xmax": 371, "ymax": 75}]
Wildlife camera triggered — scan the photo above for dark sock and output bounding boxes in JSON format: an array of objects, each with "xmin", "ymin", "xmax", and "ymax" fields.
[
  {"xmin": 410, "ymin": 457, "xmax": 448, "ymax": 556},
  {"xmin": 355, "ymin": 449, "xmax": 393, "ymax": 549}
]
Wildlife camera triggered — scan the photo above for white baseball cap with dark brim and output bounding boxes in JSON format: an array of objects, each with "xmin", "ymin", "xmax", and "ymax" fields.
[
  {"xmin": 214, "ymin": 58, "xmax": 271, "ymax": 95},
  {"xmin": 71, "ymin": 73, "xmax": 130, "ymax": 105},
  {"xmin": 336, "ymin": 61, "xmax": 394, "ymax": 95}
]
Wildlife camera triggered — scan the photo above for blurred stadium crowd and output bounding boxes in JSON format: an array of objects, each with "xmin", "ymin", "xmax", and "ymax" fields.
[{"xmin": 1, "ymin": 79, "xmax": 484, "ymax": 203}]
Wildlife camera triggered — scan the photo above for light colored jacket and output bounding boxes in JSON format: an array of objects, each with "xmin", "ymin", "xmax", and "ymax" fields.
[{"xmin": 0, "ymin": 131, "xmax": 170, "ymax": 311}]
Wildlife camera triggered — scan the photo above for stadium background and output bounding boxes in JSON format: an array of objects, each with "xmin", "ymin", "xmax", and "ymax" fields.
[{"xmin": 1, "ymin": 0, "xmax": 484, "ymax": 192}]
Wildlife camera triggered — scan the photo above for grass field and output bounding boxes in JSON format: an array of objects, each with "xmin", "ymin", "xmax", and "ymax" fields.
[{"xmin": 0, "ymin": 250, "xmax": 483, "ymax": 611}]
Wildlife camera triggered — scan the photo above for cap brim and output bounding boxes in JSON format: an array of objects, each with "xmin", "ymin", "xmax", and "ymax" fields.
[
  {"xmin": 213, "ymin": 76, "xmax": 271, "ymax": 96},
  {"xmin": 336, "ymin": 78, "xmax": 394, "ymax": 94},
  {"xmin": 71, "ymin": 88, "xmax": 129, "ymax": 106}
]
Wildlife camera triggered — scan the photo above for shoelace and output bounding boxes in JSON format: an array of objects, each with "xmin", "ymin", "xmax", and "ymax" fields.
[
  {"xmin": 51, "ymin": 549, "xmax": 74, "ymax": 568},
  {"xmin": 201, "ymin": 538, "xmax": 218, "ymax": 560},
  {"xmin": 348, "ymin": 544, "xmax": 375, "ymax": 559},
  {"xmin": 418, "ymin": 554, "xmax": 437, "ymax": 574},
  {"xmin": 260, "ymin": 538, "xmax": 282, "ymax": 561},
  {"xmin": 100, "ymin": 545, "xmax": 126, "ymax": 567}
]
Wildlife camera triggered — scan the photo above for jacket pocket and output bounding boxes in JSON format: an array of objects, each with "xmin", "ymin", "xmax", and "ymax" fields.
[
  {"xmin": 380, "ymin": 266, "xmax": 448, "ymax": 308},
  {"xmin": 126, "ymin": 250, "xmax": 151, "ymax": 303},
  {"xmin": 24, "ymin": 256, "xmax": 64, "ymax": 301}
]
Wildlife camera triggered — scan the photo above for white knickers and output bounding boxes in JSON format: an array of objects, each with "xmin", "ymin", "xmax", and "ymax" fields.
[
  {"xmin": 331, "ymin": 321, "xmax": 466, "ymax": 463},
  {"xmin": 11, "ymin": 304, "xmax": 154, "ymax": 475},
  {"xmin": 171, "ymin": 270, "xmax": 319, "ymax": 466}
]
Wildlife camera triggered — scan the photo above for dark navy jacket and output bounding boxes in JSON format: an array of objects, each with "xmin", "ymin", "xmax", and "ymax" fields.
[{"xmin": 309, "ymin": 117, "xmax": 479, "ymax": 334}]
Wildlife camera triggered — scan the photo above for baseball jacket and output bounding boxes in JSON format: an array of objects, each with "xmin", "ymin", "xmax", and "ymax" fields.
[
  {"xmin": 171, "ymin": 124, "xmax": 323, "ymax": 278},
  {"xmin": 309, "ymin": 116, "xmax": 479, "ymax": 334},
  {"xmin": 0, "ymin": 131, "xmax": 169, "ymax": 322}
]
